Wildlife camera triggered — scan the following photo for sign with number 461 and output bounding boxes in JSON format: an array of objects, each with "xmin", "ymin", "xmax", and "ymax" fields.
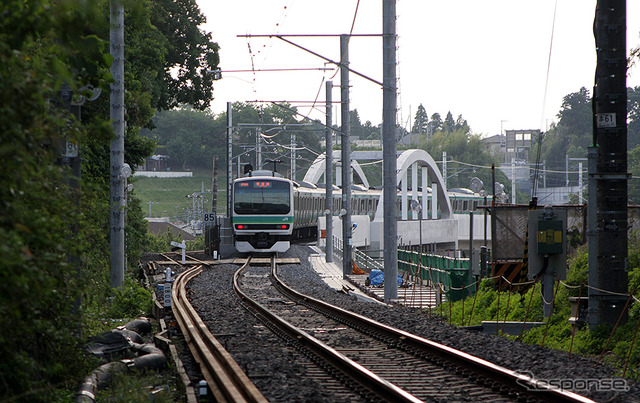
[{"xmin": 597, "ymin": 113, "xmax": 616, "ymax": 128}]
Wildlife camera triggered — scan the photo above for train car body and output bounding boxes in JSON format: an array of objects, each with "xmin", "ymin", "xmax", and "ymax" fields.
[
  {"xmin": 232, "ymin": 169, "xmax": 490, "ymax": 253},
  {"xmin": 232, "ymin": 173, "xmax": 294, "ymax": 253}
]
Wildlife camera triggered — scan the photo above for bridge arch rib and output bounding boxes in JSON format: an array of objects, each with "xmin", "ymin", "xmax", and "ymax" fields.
[
  {"xmin": 372, "ymin": 149, "xmax": 452, "ymax": 222},
  {"xmin": 303, "ymin": 150, "xmax": 370, "ymax": 189},
  {"xmin": 303, "ymin": 149, "xmax": 452, "ymax": 221}
]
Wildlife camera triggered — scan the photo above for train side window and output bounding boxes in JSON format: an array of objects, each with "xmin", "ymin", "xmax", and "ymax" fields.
[{"xmin": 463, "ymin": 200, "xmax": 468, "ymax": 211}]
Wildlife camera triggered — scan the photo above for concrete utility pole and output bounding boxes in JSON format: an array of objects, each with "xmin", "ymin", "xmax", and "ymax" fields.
[
  {"xmin": 291, "ymin": 133, "xmax": 296, "ymax": 180},
  {"xmin": 325, "ymin": 81, "xmax": 333, "ymax": 263},
  {"xmin": 110, "ymin": 0, "xmax": 125, "ymax": 289},
  {"xmin": 382, "ymin": 0, "xmax": 398, "ymax": 301},
  {"xmin": 340, "ymin": 35, "xmax": 352, "ymax": 278},
  {"xmin": 257, "ymin": 112, "xmax": 264, "ymax": 170},
  {"xmin": 589, "ymin": 0, "xmax": 628, "ymax": 327},
  {"xmin": 227, "ymin": 102, "xmax": 233, "ymax": 218}
]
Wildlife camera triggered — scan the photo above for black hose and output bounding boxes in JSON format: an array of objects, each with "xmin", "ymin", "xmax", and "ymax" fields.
[
  {"xmin": 130, "ymin": 343, "xmax": 167, "ymax": 371},
  {"xmin": 123, "ymin": 317, "xmax": 152, "ymax": 335},
  {"xmin": 74, "ymin": 361, "xmax": 128, "ymax": 403},
  {"xmin": 74, "ymin": 318, "xmax": 165, "ymax": 402}
]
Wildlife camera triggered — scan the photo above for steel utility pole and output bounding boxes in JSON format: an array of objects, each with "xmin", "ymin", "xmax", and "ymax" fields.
[
  {"xmin": 110, "ymin": 0, "xmax": 125, "ymax": 288},
  {"xmin": 382, "ymin": 0, "xmax": 398, "ymax": 302},
  {"xmin": 589, "ymin": 0, "xmax": 628, "ymax": 327},
  {"xmin": 340, "ymin": 35, "xmax": 352, "ymax": 278},
  {"xmin": 325, "ymin": 81, "xmax": 334, "ymax": 263}
]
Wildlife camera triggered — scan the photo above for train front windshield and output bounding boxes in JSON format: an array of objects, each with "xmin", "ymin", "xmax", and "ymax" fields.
[{"xmin": 234, "ymin": 180, "xmax": 291, "ymax": 214}]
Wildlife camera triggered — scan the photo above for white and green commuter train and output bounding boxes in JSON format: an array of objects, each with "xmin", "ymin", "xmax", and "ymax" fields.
[{"xmin": 232, "ymin": 170, "xmax": 489, "ymax": 253}]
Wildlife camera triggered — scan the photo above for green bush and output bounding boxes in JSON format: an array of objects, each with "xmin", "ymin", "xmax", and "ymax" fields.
[{"xmin": 109, "ymin": 277, "xmax": 153, "ymax": 318}]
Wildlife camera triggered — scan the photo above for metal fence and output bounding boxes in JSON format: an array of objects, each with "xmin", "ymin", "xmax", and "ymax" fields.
[{"xmin": 398, "ymin": 249, "xmax": 473, "ymax": 301}]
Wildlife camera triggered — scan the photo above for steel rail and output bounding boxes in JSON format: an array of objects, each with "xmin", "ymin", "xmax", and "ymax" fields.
[
  {"xmin": 270, "ymin": 265, "xmax": 595, "ymax": 403},
  {"xmin": 172, "ymin": 264, "xmax": 267, "ymax": 403},
  {"xmin": 233, "ymin": 256, "xmax": 422, "ymax": 403}
]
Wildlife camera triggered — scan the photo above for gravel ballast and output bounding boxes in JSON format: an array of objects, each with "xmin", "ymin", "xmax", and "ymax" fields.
[{"xmin": 183, "ymin": 245, "xmax": 640, "ymax": 402}]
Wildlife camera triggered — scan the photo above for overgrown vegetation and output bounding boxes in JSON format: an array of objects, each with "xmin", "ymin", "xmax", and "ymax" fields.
[
  {"xmin": 440, "ymin": 238, "xmax": 640, "ymax": 380},
  {"xmin": 0, "ymin": 1, "xmax": 218, "ymax": 401}
]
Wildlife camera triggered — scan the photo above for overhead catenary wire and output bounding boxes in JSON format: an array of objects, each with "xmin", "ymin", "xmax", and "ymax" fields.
[{"xmin": 532, "ymin": 0, "xmax": 558, "ymax": 198}]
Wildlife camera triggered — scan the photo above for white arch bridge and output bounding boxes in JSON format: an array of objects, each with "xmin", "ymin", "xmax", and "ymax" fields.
[{"xmin": 303, "ymin": 149, "xmax": 488, "ymax": 252}]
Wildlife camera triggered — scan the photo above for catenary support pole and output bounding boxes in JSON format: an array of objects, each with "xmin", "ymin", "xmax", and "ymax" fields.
[
  {"xmin": 110, "ymin": 0, "xmax": 125, "ymax": 288},
  {"xmin": 325, "ymin": 81, "xmax": 333, "ymax": 263},
  {"xmin": 227, "ymin": 102, "xmax": 232, "ymax": 218},
  {"xmin": 382, "ymin": 0, "xmax": 398, "ymax": 301},
  {"xmin": 340, "ymin": 35, "xmax": 352, "ymax": 278},
  {"xmin": 590, "ymin": 0, "xmax": 628, "ymax": 326}
]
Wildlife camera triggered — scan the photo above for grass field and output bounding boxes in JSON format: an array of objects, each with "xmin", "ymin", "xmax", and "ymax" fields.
[{"xmin": 131, "ymin": 169, "xmax": 227, "ymax": 222}]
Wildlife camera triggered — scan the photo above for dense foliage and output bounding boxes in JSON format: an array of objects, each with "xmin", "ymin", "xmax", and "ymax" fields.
[
  {"xmin": 415, "ymin": 112, "xmax": 508, "ymax": 192},
  {"xmin": 144, "ymin": 102, "xmax": 324, "ymax": 179},
  {"xmin": 0, "ymin": 1, "xmax": 218, "ymax": 401}
]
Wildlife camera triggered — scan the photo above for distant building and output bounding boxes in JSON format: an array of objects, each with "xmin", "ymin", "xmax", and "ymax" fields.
[
  {"xmin": 398, "ymin": 133, "xmax": 423, "ymax": 146},
  {"xmin": 138, "ymin": 155, "xmax": 170, "ymax": 171},
  {"xmin": 504, "ymin": 129, "xmax": 538, "ymax": 164},
  {"xmin": 482, "ymin": 134, "xmax": 505, "ymax": 157},
  {"xmin": 353, "ymin": 139, "xmax": 382, "ymax": 148},
  {"xmin": 146, "ymin": 218, "xmax": 195, "ymax": 241}
]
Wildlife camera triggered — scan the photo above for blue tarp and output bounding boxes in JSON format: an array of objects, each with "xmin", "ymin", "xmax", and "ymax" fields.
[{"xmin": 367, "ymin": 269, "xmax": 403, "ymax": 287}]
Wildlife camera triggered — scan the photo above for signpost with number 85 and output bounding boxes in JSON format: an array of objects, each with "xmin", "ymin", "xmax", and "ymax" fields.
[{"xmin": 203, "ymin": 212, "xmax": 217, "ymax": 224}]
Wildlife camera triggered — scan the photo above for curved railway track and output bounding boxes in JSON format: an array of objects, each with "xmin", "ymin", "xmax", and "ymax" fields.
[
  {"xmin": 232, "ymin": 255, "xmax": 594, "ymax": 403},
  {"xmin": 171, "ymin": 263, "xmax": 267, "ymax": 403},
  {"xmin": 169, "ymin": 253, "xmax": 596, "ymax": 402}
]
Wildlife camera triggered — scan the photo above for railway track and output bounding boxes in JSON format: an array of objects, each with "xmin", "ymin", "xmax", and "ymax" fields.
[
  {"xmin": 232, "ymin": 255, "xmax": 595, "ymax": 402},
  {"xmin": 171, "ymin": 263, "xmax": 267, "ymax": 403},
  {"xmin": 165, "ymin": 251, "xmax": 599, "ymax": 402}
]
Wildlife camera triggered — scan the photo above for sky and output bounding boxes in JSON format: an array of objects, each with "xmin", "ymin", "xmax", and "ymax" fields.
[{"xmin": 195, "ymin": 0, "xmax": 640, "ymax": 137}]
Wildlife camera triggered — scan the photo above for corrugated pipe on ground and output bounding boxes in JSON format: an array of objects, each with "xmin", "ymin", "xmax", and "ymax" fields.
[{"xmin": 74, "ymin": 318, "xmax": 167, "ymax": 403}]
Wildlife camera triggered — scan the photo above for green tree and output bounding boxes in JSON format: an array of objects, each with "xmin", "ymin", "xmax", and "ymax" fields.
[
  {"xmin": 419, "ymin": 128, "xmax": 504, "ymax": 190},
  {"xmin": 214, "ymin": 102, "xmax": 322, "ymax": 177},
  {"xmin": 150, "ymin": 0, "xmax": 220, "ymax": 110},
  {"xmin": 455, "ymin": 114, "xmax": 469, "ymax": 132},
  {"xmin": 350, "ymin": 109, "xmax": 364, "ymax": 139},
  {"xmin": 361, "ymin": 120, "xmax": 381, "ymax": 140},
  {"xmin": 628, "ymin": 86, "xmax": 640, "ymax": 149},
  {"xmin": 443, "ymin": 111, "xmax": 456, "ymax": 133},
  {"xmin": 0, "ymin": 1, "xmax": 113, "ymax": 400},
  {"xmin": 144, "ymin": 107, "xmax": 224, "ymax": 170},
  {"xmin": 538, "ymin": 87, "xmax": 592, "ymax": 187},
  {"xmin": 0, "ymin": 1, "xmax": 220, "ymax": 400},
  {"xmin": 413, "ymin": 104, "xmax": 429, "ymax": 135},
  {"xmin": 429, "ymin": 112, "xmax": 443, "ymax": 133}
]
